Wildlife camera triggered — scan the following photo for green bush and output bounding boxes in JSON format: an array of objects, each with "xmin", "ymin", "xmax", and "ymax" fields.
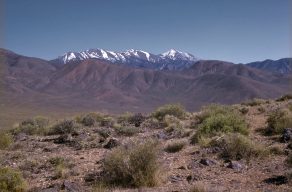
[
  {"xmin": 0, "ymin": 167, "xmax": 27, "ymax": 192},
  {"xmin": 212, "ymin": 133, "xmax": 267, "ymax": 160},
  {"xmin": 50, "ymin": 119, "xmax": 78, "ymax": 135},
  {"xmin": 164, "ymin": 140, "xmax": 186, "ymax": 153},
  {"xmin": 152, "ymin": 104, "xmax": 186, "ymax": 121},
  {"xmin": 192, "ymin": 104, "xmax": 248, "ymax": 143},
  {"xmin": 12, "ymin": 116, "xmax": 50, "ymax": 135},
  {"xmin": 266, "ymin": 109, "xmax": 292, "ymax": 135},
  {"xmin": 0, "ymin": 131, "xmax": 13, "ymax": 150},
  {"xmin": 102, "ymin": 140, "xmax": 160, "ymax": 187}
]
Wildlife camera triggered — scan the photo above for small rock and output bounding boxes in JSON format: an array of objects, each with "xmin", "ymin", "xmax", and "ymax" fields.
[
  {"xmin": 62, "ymin": 180, "xmax": 82, "ymax": 192},
  {"xmin": 227, "ymin": 161, "xmax": 243, "ymax": 171},
  {"xmin": 177, "ymin": 165, "xmax": 187, "ymax": 170},
  {"xmin": 200, "ymin": 158, "xmax": 217, "ymax": 166},
  {"xmin": 103, "ymin": 138, "xmax": 119, "ymax": 149},
  {"xmin": 263, "ymin": 175, "xmax": 288, "ymax": 185},
  {"xmin": 281, "ymin": 128, "xmax": 292, "ymax": 143},
  {"xmin": 169, "ymin": 175, "xmax": 183, "ymax": 183}
]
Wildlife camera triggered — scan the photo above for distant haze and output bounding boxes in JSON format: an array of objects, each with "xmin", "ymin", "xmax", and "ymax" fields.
[{"xmin": 1, "ymin": 0, "xmax": 291, "ymax": 63}]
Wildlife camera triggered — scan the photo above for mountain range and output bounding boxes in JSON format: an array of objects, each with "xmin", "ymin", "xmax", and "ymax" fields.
[{"xmin": 0, "ymin": 48, "xmax": 291, "ymax": 127}]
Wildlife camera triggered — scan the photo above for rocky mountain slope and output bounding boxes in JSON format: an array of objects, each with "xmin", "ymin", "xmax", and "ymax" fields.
[{"xmin": 0, "ymin": 48, "xmax": 291, "ymax": 127}]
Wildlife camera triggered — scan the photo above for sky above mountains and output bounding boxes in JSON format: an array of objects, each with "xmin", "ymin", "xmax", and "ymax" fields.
[{"xmin": 1, "ymin": 0, "xmax": 291, "ymax": 63}]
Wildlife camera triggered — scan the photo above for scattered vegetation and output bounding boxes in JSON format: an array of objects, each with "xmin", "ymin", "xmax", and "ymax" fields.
[
  {"xmin": 164, "ymin": 140, "xmax": 186, "ymax": 153},
  {"xmin": 0, "ymin": 131, "xmax": 13, "ymax": 150},
  {"xmin": 0, "ymin": 167, "xmax": 27, "ymax": 192},
  {"xmin": 266, "ymin": 109, "xmax": 292, "ymax": 135},
  {"xmin": 102, "ymin": 140, "xmax": 160, "ymax": 187},
  {"xmin": 152, "ymin": 104, "xmax": 186, "ymax": 121}
]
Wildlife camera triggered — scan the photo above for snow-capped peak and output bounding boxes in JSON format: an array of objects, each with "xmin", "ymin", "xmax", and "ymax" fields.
[
  {"xmin": 161, "ymin": 49, "xmax": 197, "ymax": 61},
  {"xmin": 55, "ymin": 48, "xmax": 200, "ymax": 71}
]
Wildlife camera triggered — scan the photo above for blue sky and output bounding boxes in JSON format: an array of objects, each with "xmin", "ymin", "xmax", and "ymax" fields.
[{"xmin": 1, "ymin": 0, "xmax": 291, "ymax": 63}]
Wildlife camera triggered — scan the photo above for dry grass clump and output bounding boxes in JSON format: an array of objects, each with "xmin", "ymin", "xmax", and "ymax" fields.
[
  {"xmin": 266, "ymin": 109, "xmax": 292, "ymax": 135},
  {"xmin": 102, "ymin": 140, "xmax": 161, "ymax": 187},
  {"xmin": 152, "ymin": 104, "xmax": 186, "ymax": 121},
  {"xmin": 164, "ymin": 115, "xmax": 191, "ymax": 138},
  {"xmin": 0, "ymin": 167, "xmax": 27, "ymax": 192},
  {"xmin": 190, "ymin": 182, "xmax": 208, "ymax": 192},
  {"xmin": 164, "ymin": 140, "xmax": 186, "ymax": 153}
]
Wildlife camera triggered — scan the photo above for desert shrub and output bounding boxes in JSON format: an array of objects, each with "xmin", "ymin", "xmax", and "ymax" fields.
[
  {"xmin": 114, "ymin": 125, "xmax": 138, "ymax": 136},
  {"xmin": 96, "ymin": 128, "xmax": 111, "ymax": 139},
  {"xmin": 276, "ymin": 94, "xmax": 292, "ymax": 102},
  {"xmin": 140, "ymin": 118, "xmax": 164, "ymax": 129},
  {"xmin": 212, "ymin": 133, "xmax": 267, "ymax": 160},
  {"xmin": 288, "ymin": 103, "xmax": 292, "ymax": 112},
  {"xmin": 164, "ymin": 115, "xmax": 190, "ymax": 138},
  {"xmin": 0, "ymin": 167, "xmax": 27, "ymax": 192},
  {"xmin": 12, "ymin": 116, "xmax": 50, "ymax": 135},
  {"xmin": 0, "ymin": 131, "xmax": 13, "ymax": 150},
  {"xmin": 192, "ymin": 104, "xmax": 248, "ymax": 143},
  {"xmin": 102, "ymin": 140, "xmax": 160, "ymax": 187},
  {"xmin": 164, "ymin": 140, "xmax": 186, "ymax": 153},
  {"xmin": 239, "ymin": 107, "xmax": 249, "ymax": 115},
  {"xmin": 242, "ymin": 98, "xmax": 266, "ymax": 106},
  {"xmin": 100, "ymin": 117, "xmax": 114, "ymax": 127},
  {"xmin": 50, "ymin": 119, "xmax": 78, "ymax": 135},
  {"xmin": 81, "ymin": 114, "xmax": 96, "ymax": 127},
  {"xmin": 152, "ymin": 104, "xmax": 186, "ymax": 121},
  {"xmin": 49, "ymin": 157, "xmax": 69, "ymax": 179},
  {"xmin": 128, "ymin": 113, "xmax": 146, "ymax": 127},
  {"xmin": 117, "ymin": 112, "xmax": 133, "ymax": 124},
  {"xmin": 266, "ymin": 109, "xmax": 292, "ymax": 135},
  {"xmin": 257, "ymin": 106, "xmax": 265, "ymax": 113}
]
